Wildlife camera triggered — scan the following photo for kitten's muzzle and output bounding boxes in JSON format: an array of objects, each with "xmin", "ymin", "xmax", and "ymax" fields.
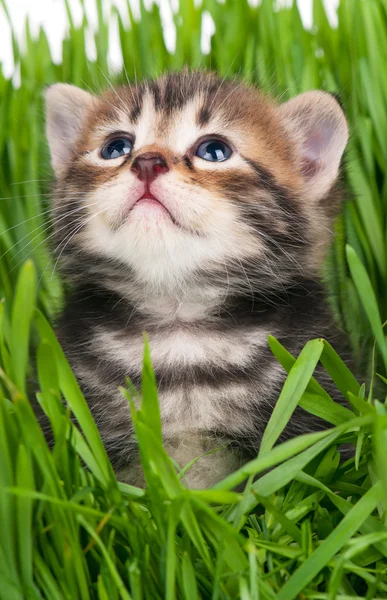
[{"xmin": 131, "ymin": 152, "xmax": 169, "ymax": 184}]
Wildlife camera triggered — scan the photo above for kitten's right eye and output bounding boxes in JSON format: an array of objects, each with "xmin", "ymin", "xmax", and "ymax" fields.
[{"xmin": 101, "ymin": 137, "xmax": 133, "ymax": 160}]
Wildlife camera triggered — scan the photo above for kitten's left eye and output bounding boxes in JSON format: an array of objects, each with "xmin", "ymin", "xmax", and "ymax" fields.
[
  {"xmin": 101, "ymin": 137, "xmax": 133, "ymax": 160},
  {"xmin": 195, "ymin": 139, "xmax": 232, "ymax": 162}
]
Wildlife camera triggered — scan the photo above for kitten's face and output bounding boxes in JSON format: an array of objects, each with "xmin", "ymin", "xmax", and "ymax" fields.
[{"xmin": 46, "ymin": 72, "xmax": 348, "ymax": 294}]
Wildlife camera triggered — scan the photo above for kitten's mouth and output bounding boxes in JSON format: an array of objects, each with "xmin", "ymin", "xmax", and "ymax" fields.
[
  {"xmin": 134, "ymin": 192, "xmax": 166, "ymax": 210},
  {"xmin": 130, "ymin": 190, "xmax": 180, "ymax": 227}
]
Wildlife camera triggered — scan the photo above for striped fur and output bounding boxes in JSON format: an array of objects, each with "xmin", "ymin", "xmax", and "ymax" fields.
[{"xmin": 45, "ymin": 71, "xmax": 349, "ymax": 488}]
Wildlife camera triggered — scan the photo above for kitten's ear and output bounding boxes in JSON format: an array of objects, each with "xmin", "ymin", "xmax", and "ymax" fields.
[
  {"xmin": 279, "ymin": 91, "xmax": 348, "ymax": 199},
  {"xmin": 45, "ymin": 84, "xmax": 95, "ymax": 176}
]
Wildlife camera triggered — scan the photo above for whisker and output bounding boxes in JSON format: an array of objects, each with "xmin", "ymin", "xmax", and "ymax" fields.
[
  {"xmin": 10, "ymin": 179, "xmax": 51, "ymax": 186},
  {"xmin": 1, "ymin": 207, "xmax": 54, "ymax": 236},
  {"xmin": 0, "ymin": 193, "xmax": 52, "ymax": 202},
  {"xmin": 50, "ymin": 206, "xmax": 109, "ymax": 280},
  {"xmin": 4, "ymin": 199, "xmax": 102, "ymax": 266}
]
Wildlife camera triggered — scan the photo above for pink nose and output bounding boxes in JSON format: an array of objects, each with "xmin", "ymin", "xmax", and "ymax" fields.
[{"xmin": 131, "ymin": 152, "xmax": 169, "ymax": 184}]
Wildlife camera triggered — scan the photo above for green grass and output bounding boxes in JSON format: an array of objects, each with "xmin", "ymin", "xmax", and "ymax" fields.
[{"xmin": 1, "ymin": 0, "xmax": 387, "ymax": 597}]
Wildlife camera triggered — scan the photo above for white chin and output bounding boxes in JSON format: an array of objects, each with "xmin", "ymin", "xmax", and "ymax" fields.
[{"xmin": 110, "ymin": 226, "xmax": 195, "ymax": 289}]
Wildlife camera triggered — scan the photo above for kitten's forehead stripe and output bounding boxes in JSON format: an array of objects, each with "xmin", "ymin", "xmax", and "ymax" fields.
[
  {"xmin": 147, "ymin": 81, "xmax": 161, "ymax": 109},
  {"xmin": 197, "ymin": 105, "xmax": 212, "ymax": 127},
  {"xmin": 128, "ymin": 88, "xmax": 144, "ymax": 123},
  {"xmin": 159, "ymin": 72, "xmax": 216, "ymax": 116},
  {"xmin": 163, "ymin": 76, "xmax": 180, "ymax": 115}
]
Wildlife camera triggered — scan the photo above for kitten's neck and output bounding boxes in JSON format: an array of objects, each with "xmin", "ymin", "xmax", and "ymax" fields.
[
  {"xmin": 64, "ymin": 271, "xmax": 327, "ymax": 333},
  {"xmin": 62, "ymin": 248, "xmax": 328, "ymax": 328}
]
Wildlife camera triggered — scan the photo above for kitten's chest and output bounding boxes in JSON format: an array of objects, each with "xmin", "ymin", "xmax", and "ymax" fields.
[
  {"xmin": 95, "ymin": 323, "xmax": 270, "ymax": 378},
  {"xmin": 94, "ymin": 323, "xmax": 278, "ymax": 433}
]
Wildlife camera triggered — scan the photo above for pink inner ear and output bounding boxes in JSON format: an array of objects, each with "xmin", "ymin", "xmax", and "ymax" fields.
[
  {"xmin": 302, "ymin": 131, "xmax": 323, "ymax": 176},
  {"xmin": 301, "ymin": 122, "xmax": 336, "ymax": 178}
]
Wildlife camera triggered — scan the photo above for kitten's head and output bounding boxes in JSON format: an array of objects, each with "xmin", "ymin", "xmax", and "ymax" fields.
[{"xmin": 45, "ymin": 71, "xmax": 348, "ymax": 297}]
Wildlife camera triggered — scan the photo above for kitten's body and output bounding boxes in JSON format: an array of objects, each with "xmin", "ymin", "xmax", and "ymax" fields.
[
  {"xmin": 45, "ymin": 72, "xmax": 349, "ymax": 487},
  {"xmin": 58, "ymin": 275, "xmax": 340, "ymax": 487}
]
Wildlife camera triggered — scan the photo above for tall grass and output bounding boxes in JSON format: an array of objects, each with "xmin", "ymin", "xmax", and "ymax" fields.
[{"xmin": 1, "ymin": 0, "xmax": 387, "ymax": 597}]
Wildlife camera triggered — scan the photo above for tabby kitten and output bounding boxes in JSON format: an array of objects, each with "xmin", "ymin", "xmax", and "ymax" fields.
[{"xmin": 45, "ymin": 71, "xmax": 348, "ymax": 488}]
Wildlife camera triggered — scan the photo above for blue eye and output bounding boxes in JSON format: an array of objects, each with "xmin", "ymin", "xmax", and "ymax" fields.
[
  {"xmin": 195, "ymin": 139, "xmax": 232, "ymax": 162},
  {"xmin": 101, "ymin": 137, "xmax": 133, "ymax": 160}
]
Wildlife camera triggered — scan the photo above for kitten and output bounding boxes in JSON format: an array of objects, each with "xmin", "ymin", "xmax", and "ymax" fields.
[{"xmin": 44, "ymin": 71, "xmax": 349, "ymax": 488}]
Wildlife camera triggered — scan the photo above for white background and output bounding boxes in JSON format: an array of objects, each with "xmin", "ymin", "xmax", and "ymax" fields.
[{"xmin": 0, "ymin": 0, "xmax": 340, "ymax": 78}]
